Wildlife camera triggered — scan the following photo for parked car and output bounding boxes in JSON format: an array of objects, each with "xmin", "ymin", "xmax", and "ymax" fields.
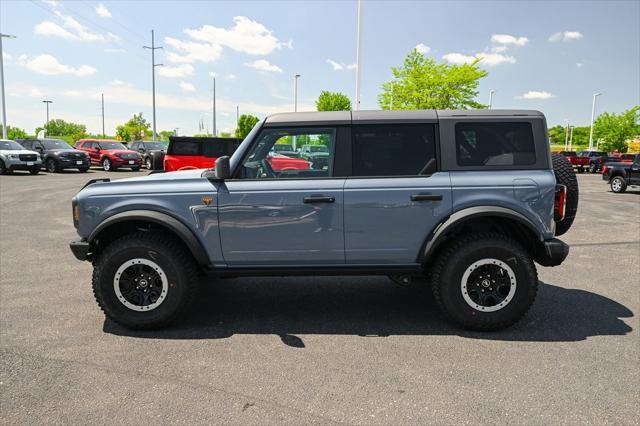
[
  {"xmin": 299, "ymin": 144, "xmax": 330, "ymax": 170},
  {"xmin": 577, "ymin": 150, "xmax": 609, "ymax": 173},
  {"xmin": 0, "ymin": 139, "xmax": 42, "ymax": 175},
  {"xmin": 602, "ymin": 154, "xmax": 640, "ymax": 193},
  {"xmin": 272, "ymin": 143, "xmax": 300, "ymax": 158},
  {"xmin": 558, "ymin": 151, "xmax": 589, "ymax": 173},
  {"xmin": 128, "ymin": 140, "xmax": 168, "ymax": 170},
  {"xmin": 164, "ymin": 137, "xmax": 241, "ymax": 172},
  {"xmin": 17, "ymin": 138, "xmax": 90, "ymax": 172},
  {"xmin": 70, "ymin": 109, "xmax": 575, "ymax": 332},
  {"xmin": 75, "ymin": 139, "xmax": 142, "ymax": 171}
]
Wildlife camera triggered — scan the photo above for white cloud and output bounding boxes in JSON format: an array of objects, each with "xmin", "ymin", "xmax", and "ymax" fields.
[
  {"xmin": 158, "ymin": 64, "xmax": 194, "ymax": 77},
  {"xmin": 164, "ymin": 37, "xmax": 222, "ymax": 63},
  {"xmin": 34, "ymin": 21, "xmax": 77, "ymax": 40},
  {"xmin": 245, "ymin": 59, "xmax": 282, "ymax": 72},
  {"xmin": 415, "ymin": 43, "xmax": 431, "ymax": 54},
  {"xmin": 442, "ymin": 52, "xmax": 476, "ymax": 64},
  {"xmin": 33, "ymin": 10, "xmax": 119, "ymax": 43},
  {"xmin": 549, "ymin": 31, "xmax": 583, "ymax": 42},
  {"xmin": 42, "ymin": 0, "xmax": 59, "ymax": 6},
  {"xmin": 491, "ymin": 34, "xmax": 529, "ymax": 46},
  {"xmin": 443, "ymin": 51, "xmax": 515, "ymax": 66},
  {"xmin": 576, "ymin": 62, "xmax": 584, "ymax": 68},
  {"xmin": 179, "ymin": 81, "xmax": 196, "ymax": 92},
  {"xmin": 327, "ymin": 59, "xmax": 357, "ymax": 71},
  {"xmin": 95, "ymin": 3, "xmax": 112, "ymax": 18},
  {"xmin": 225, "ymin": 73, "xmax": 237, "ymax": 80},
  {"xmin": 17, "ymin": 54, "xmax": 96, "ymax": 77},
  {"xmin": 108, "ymin": 79, "xmax": 125, "ymax": 86},
  {"xmin": 517, "ymin": 91, "xmax": 555, "ymax": 99},
  {"xmin": 7, "ymin": 84, "xmax": 44, "ymax": 98},
  {"xmin": 490, "ymin": 45, "xmax": 508, "ymax": 53}
]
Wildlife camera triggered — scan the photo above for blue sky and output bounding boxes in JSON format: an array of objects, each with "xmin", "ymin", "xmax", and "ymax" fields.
[{"xmin": 1, "ymin": 0, "xmax": 639, "ymax": 135}]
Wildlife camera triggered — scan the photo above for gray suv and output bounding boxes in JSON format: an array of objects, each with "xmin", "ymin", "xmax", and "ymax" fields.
[{"xmin": 69, "ymin": 110, "xmax": 575, "ymax": 331}]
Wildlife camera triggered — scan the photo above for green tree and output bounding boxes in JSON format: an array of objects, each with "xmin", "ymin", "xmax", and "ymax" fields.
[
  {"xmin": 116, "ymin": 113, "xmax": 152, "ymax": 142},
  {"xmin": 158, "ymin": 130, "xmax": 174, "ymax": 140},
  {"xmin": 219, "ymin": 131, "xmax": 232, "ymax": 138},
  {"xmin": 316, "ymin": 91, "xmax": 352, "ymax": 111},
  {"xmin": 594, "ymin": 107, "xmax": 640, "ymax": 153},
  {"xmin": 42, "ymin": 119, "xmax": 87, "ymax": 142},
  {"xmin": 379, "ymin": 49, "xmax": 488, "ymax": 110},
  {"xmin": 0, "ymin": 125, "xmax": 28, "ymax": 140},
  {"xmin": 235, "ymin": 114, "xmax": 260, "ymax": 139}
]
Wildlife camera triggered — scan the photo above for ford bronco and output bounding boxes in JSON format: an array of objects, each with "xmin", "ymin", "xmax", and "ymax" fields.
[{"xmin": 70, "ymin": 110, "xmax": 576, "ymax": 331}]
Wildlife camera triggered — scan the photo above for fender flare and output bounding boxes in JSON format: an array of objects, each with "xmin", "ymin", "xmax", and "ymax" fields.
[
  {"xmin": 88, "ymin": 210, "xmax": 209, "ymax": 265},
  {"xmin": 418, "ymin": 206, "xmax": 545, "ymax": 262}
]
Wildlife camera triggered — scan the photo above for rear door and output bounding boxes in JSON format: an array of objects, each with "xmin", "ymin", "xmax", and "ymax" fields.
[
  {"xmin": 217, "ymin": 127, "xmax": 347, "ymax": 265},
  {"xmin": 343, "ymin": 122, "xmax": 452, "ymax": 264}
]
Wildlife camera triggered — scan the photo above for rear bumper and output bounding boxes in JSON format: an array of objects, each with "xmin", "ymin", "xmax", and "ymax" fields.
[
  {"xmin": 70, "ymin": 239, "xmax": 90, "ymax": 261},
  {"xmin": 536, "ymin": 238, "xmax": 569, "ymax": 267}
]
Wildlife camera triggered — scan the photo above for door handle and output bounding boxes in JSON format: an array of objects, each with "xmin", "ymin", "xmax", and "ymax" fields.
[
  {"xmin": 303, "ymin": 195, "xmax": 335, "ymax": 204},
  {"xmin": 411, "ymin": 193, "xmax": 443, "ymax": 202}
]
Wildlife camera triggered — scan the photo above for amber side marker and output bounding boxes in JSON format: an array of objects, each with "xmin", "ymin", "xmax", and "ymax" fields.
[{"xmin": 202, "ymin": 196, "xmax": 213, "ymax": 206}]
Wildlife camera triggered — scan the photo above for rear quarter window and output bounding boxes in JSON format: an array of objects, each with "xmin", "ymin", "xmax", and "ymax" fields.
[
  {"xmin": 455, "ymin": 122, "xmax": 536, "ymax": 167},
  {"xmin": 169, "ymin": 141, "xmax": 201, "ymax": 156}
]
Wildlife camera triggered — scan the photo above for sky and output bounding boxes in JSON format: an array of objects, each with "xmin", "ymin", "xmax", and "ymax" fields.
[{"xmin": 1, "ymin": 0, "xmax": 639, "ymax": 136}]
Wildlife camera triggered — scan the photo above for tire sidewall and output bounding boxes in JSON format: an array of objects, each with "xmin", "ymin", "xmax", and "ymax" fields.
[
  {"xmin": 438, "ymin": 240, "xmax": 536, "ymax": 328},
  {"xmin": 96, "ymin": 244, "xmax": 189, "ymax": 326}
]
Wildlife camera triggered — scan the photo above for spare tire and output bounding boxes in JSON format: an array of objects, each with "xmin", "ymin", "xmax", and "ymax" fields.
[
  {"xmin": 552, "ymin": 153, "xmax": 579, "ymax": 236},
  {"xmin": 149, "ymin": 151, "xmax": 165, "ymax": 171}
]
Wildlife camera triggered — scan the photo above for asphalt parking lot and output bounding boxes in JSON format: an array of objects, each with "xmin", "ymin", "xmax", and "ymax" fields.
[{"xmin": 1, "ymin": 168, "xmax": 638, "ymax": 424}]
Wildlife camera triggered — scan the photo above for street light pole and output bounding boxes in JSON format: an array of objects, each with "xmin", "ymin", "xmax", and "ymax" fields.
[
  {"xmin": 101, "ymin": 93, "xmax": 105, "ymax": 138},
  {"xmin": 489, "ymin": 90, "xmax": 495, "ymax": 109},
  {"xmin": 42, "ymin": 100, "xmax": 53, "ymax": 130},
  {"xmin": 355, "ymin": 0, "xmax": 363, "ymax": 110},
  {"xmin": 212, "ymin": 76, "xmax": 216, "ymax": 137},
  {"xmin": 588, "ymin": 92, "xmax": 601, "ymax": 151},
  {"xmin": 144, "ymin": 30, "xmax": 163, "ymax": 141},
  {"xmin": 569, "ymin": 126, "xmax": 575, "ymax": 151},
  {"xmin": 564, "ymin": 122, "xmax": 570, "ymax": 151},
  {"xmin": 293, "ymin": 74, "xmax": 300, "ymax": 112},
  {"xmin": 0, "ymin": 33, "xmax": 16, "ymax": 139}
]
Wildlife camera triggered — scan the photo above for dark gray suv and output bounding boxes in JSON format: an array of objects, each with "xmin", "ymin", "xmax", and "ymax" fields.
[
  {"xmin": 18, "ymin": 138, "xmax": 90, "ymax": 172},
  {"xmin": 70, "ymin": 110, "xmax": 577, "ymax": 331}
]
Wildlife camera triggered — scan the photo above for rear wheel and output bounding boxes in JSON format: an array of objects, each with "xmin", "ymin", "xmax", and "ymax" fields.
[
  {"xmin": 431, "ymin": 233, "xmax": 538, "ymax": 331},
  {"xmin": 145, "ymin": 157, "xmax": 153, "ymax": 170},
  {"xmin": 92, "ymin": 232, "xmax": 199, "ymax": 329},
  {"xmin": 552, "ymin": 153, "xmax": 578, "ymax": 236},
  {"xmin": 610, "ymin": 176, "xmax": 627, "ymax": 193}
]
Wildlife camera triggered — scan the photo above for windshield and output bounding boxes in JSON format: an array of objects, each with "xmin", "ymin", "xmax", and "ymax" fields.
[
  {"xmin": 0, "ymin": 140, "xmax": 24, "ymax": 150},
  {"xmin": 144, "ymin": 142, "xmax": 168, "ymax": 150},
  {"xmin": 42, "ymin": 139, "xmax": 71, "ymax": 149},
  {"xmin": 98, "ymin": 141, "xmax": 127, "ymax": 150},
  {"xmin": 274, "ymin": 144, "xmax": 293, "ymax": 151},
  {"xmin": 309, "ymin": 145, "xmax": 328, "ymax": 153}
]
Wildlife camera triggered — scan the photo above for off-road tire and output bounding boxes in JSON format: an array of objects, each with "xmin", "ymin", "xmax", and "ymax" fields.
[
  {"xmin": 552, "ymin": 153, "xmax": 578, "ymax": 236},
  {"xmin": 431, "ymin": 233, "xmax": 538, "ymax": 331},
  {"xmin": 610, "ymin": 176, "xmax": 627, "ymax": 193},
  {"xmin": 46, "ymin": 158, "xmax": 59, "ymax": 173},
  {"xmin": 92, "ymin": 232, "xmax": 199, "ymax": 329}
]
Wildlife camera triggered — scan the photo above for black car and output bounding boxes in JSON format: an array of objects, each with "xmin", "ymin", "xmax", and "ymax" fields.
[
  {"xmin": 602, "ymin": 154, "xmax": 640, "ymax": 193},
  {"xmin": 17, "ymin": 138, "xmax": 90, "ymax": 172},
  {"xmin": 129, "ymin": 140, "xmax": 168, "ymax": 170}
]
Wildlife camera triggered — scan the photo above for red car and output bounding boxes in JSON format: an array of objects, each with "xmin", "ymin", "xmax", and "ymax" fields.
[
  {"xmin": 75, "ymin": 139, "xmax": 142, "ymax": 171},
  {"xmin": 558, "ymin": 151, "xmax": 589, "ymax": 173}
]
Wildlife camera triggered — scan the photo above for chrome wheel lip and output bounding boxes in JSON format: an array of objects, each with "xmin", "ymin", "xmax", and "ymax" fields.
[
  {"xmin": 114, "ymin": 258, "xmax": 168, "ymax": 312},
  {"xmin": 461, "ymin": 258, "xmax": 517, "ymax": 313}
]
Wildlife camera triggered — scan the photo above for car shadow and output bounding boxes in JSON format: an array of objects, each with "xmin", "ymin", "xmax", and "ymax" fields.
[{"xmin": 103, "ymin": 277, "xmax": 633, "ymax": 346}]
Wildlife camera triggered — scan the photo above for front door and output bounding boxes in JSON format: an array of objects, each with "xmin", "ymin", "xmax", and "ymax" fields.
[
  {"xmin": 217, "ymin": 126, "xmax": 345, "ymax": 265},
  {"xmin": 630, "ymin": 157, "xmax": 640, "ymax": 185},
  {"xmin": 343, "ymin": 123, "xmax": 452, "ymax": 264}
]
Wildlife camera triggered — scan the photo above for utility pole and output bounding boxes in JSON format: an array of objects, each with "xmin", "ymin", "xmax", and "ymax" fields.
[
  {"xmin": 355, "ymin": 0, "xmax": 363, "ymax": 110},
  {"xmin": 294, "ymin": 74, "xmax": 300, "ymax": 112},
  {"xmin": 212, "ymin": 76, "xmax": 216, "ymax": 136},
  {"xmin": 144, "ymin": 30, "xmax": 163, "ymax": 141},
  {"xmin": 588, "ymin": 92, "xmax": 601, "ymax": 151},
  {"xmin": 489, "ymin": 90, "xmax": 495, "ymax": 109},
  {"xmin": 42, "ymin": 100, "xmax": 53, "ymax": 130},
  {"xmin": 101, "ymin": 93, "xmax": 105, "ymax": 138},
  {"xmin": 1, "ymin": 33, "xmax": 16, "ymax": 139}
]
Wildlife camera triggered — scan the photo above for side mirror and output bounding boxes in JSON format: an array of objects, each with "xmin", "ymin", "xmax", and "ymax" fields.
[{"xmin": 214, "ymin": 156, "xmax": 231, "ymax": 180}]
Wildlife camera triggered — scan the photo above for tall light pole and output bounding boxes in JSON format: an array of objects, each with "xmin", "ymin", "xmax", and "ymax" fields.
[
  {"xmin": 101, "ymin": 93, "xmax": 105, "ymax": 138},
  {"xmin": 42, "ymin": 100, "xmax": 53, "ymax": 130},
  {"xmin": 212, "ymin": 75, "xmax": 216, "ymax": 137},
  {"xmin": 564, "ymin": 121, "xmax": 570, "ymax": 150},
  {"xmin": 293, "ymin": 74, "xmax": 301, "ymax": 112},
  {"xmin": 1, "ymin": 33, "xmax": 16, "ymax": 139},
  {"xmin": 588, "ymin": 92, "xmax": 601, "ymax": 151},
  {"xmin": 569, "ymin": 125, "xmax": 575, "ymax": 151},
  {"xmin": 144, "ymin": 30, "xmax": 163, "ymax": 141},
  {"xmin": 489, "ymin": 89, "xmax": 496, "ymax": 109},
  {"xmin": 355, "ymin": 0, "xmax": 363, "ymax": 110}
]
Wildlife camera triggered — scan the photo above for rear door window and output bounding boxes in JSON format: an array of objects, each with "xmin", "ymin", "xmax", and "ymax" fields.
[{"xmin": 455, "ymin": 122, "xmax": 536, "ymax": 167}]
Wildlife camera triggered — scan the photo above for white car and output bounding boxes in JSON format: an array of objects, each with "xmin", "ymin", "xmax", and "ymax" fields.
[{"xmin": 0, "ymin": 139, "xmax": 42, "ymax": 175}]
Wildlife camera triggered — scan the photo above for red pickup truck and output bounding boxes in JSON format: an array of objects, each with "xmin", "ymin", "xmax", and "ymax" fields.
[{"xmin": 559, "ymin": 151, "xmax": 589, "ymax": 173}]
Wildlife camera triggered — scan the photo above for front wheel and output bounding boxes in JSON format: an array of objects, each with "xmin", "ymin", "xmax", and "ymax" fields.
[
  {"xmin": 92, "ymin": 232, "xmax": 199, "ymax": 329},
  {"xmin": 610, "ymin": 176, "xmax": 627, "ymax": 193},
  {"xmin": 102, "ymin": 158, "xmax": 114, "ymax": 172},
  {"xmin": 46, "ymin": 158, "xmax": 59, "ymax": 173},
  {"xmin": 431, "ymin": 233, "xmax": 538, "ymax": 331}
]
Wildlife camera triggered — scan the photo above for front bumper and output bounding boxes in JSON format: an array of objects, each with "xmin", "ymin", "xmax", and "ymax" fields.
[
  {"xmin": 6, "ymin": 158, "xmax": 42, "ymax": 170},
  {"xmin": 59, "ymin": 157, "xmax": 90, "ymax": 169},
  {"xmin": 112, "ymin": 157, "xmax": 142, "ymax": 167},
  {"xmin": 70, "ymin": 239, "xmax": 90, "ymax": 261},
  {"xmin": 536, "ymin": 238, "xmax": 570, "ymax": 267}
]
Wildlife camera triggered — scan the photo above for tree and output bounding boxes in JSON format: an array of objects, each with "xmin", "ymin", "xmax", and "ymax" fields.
[
  {"xmin": 41, "ymin": 119, "xmax": 87, "ymax": 142},
  {"xmin": 0, "ymin": 125, "xmax": 28, "ymax": 140},
  {"xmin": 159, "ymin": 130, "xmax": 174, "ymax": 140},
  {"xmin": 235, "ymin": 114, "xmax": 260, "ymax": 139},
  {"xmin": 316, "ymin": 91, "xmax": 352, "ymax": 111},
  {"xmin": 593, "ymin": 107, "xmax": 640, "ymax": 153},
  {"xmin": 116, "ymin": 113, "xmax": 151, "ymax": 141},
  {"xmin": 379, "ymin": 49, "xmax": 488, "ymax": 110}
]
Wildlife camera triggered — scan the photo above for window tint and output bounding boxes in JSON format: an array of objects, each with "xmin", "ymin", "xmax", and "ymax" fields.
[
  {"xmin": 239, "ymin": 128, "xmax": 335, "ymax": 179},
  {"xmin": 455, "ymin": 122, "xmax": 535, "ymax": 167},
  {"xmin": 202, "ymin": 140, "xmax": 241, "ymax": 157},
  {"xmin": 352, "ymin": 124, "xmax": 436, "ymax": 176},
  {"xmin": 170, "ymin": 141, "xmax": 201, "ymax": 156}
]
